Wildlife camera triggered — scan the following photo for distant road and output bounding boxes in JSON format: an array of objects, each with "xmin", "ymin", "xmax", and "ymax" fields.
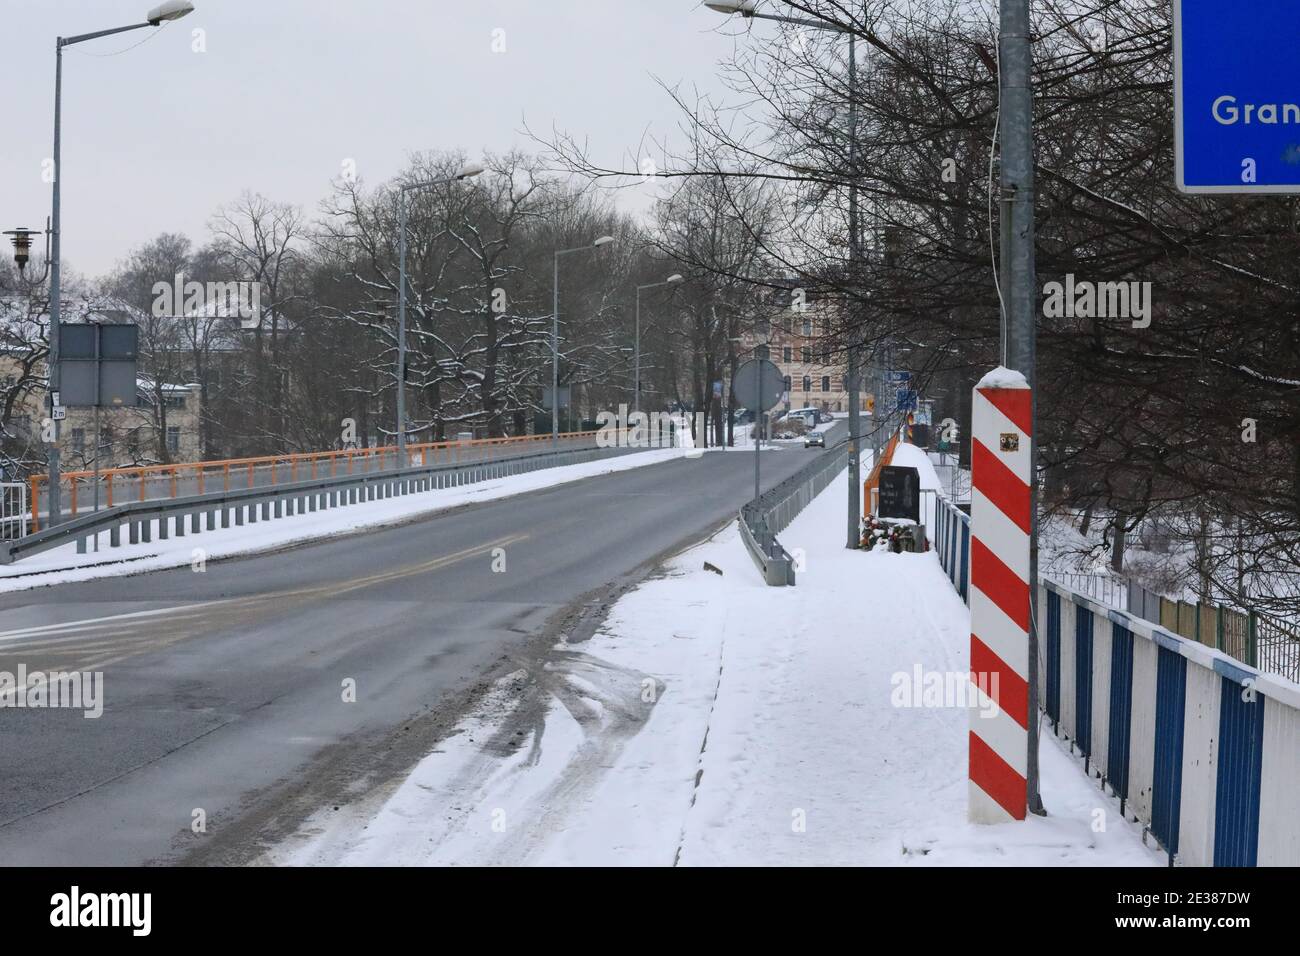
[{"xmin": 0, "ymin": 444, "xmax": 823, "ymax": 865}]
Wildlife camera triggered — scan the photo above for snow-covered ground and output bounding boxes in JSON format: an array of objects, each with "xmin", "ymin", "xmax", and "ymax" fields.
[
  {"xmin": 273, "ymin": 469, "xmax": 1161, "ymax": 867},
  {"xmin": 0, "ymin": 448, "xmax": 687, "ymax": 594}
]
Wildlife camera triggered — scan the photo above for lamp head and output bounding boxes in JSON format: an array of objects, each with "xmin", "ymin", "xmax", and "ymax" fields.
[
  {"xmin": 4, "ymin": 227, "xmax": 37, "ymax": 274},
  {"xmin": 704, "ymin": 1, "xmax": 757, "ymax": 16},
  {"xmin": 146, "ymin": 1, "xmax": 195, "ymax": 25}
]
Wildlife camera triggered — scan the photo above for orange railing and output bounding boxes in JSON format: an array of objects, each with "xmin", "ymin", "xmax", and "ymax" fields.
[
  {"xmin": 862, "ymin": 431, "xmax": 903, "ymax": 518},
  {"xmin": 30, "ymin": 429, "xmax": 604, "ymax": 531}
]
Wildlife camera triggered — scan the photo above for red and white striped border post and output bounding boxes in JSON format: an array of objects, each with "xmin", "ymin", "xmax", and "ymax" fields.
[{"xmin": 968, "ymin": 367, "xmax": 1031, "ymax": 823}]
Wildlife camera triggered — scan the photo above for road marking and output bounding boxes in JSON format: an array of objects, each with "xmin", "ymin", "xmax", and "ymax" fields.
[
  {"xmin": 0, "ymin": 602, "xmax": 227, "ymax": 644},
  {"xmin": 0, "ymin": 533, "xmax": 532, "ymax": 672}
]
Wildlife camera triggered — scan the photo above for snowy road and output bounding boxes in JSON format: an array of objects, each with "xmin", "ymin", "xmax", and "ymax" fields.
[{"xmin": 0, "ymin": 444, "xmax": 822, "ymax": 865}]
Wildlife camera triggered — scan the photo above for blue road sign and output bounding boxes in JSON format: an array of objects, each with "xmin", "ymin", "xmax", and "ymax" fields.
[
  {"xmin": 886, "ymin": 370, "xmax": 911, "ymax": 384},
  {"xmin": 1174, "ymin": 0, "xmax": 1300, "ymax": 193},
  {"xmin": 895, "ymin": 389, "xmax": 917, "ymax": 412}
]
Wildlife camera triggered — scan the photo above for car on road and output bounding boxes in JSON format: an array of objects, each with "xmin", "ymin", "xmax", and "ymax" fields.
[{"xmin": 805, "ymin": 431, "xmax": 825, "ymax": 448}]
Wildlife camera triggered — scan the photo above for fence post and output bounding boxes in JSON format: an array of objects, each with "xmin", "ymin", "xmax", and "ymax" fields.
[
  {"xmin": 1247, "ymin": 610, "xmax": 1258, "ymax": 669},
  {"xmin": 1216, "ymin": 605, "xmax": 1224, "ymax": 651}
]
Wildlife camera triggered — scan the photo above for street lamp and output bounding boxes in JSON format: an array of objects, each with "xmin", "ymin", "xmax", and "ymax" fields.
[
  {"xmin": 552, "ymin": 236, "xmax": 616, "ymax": 451},
  {"xmin": 707, "ymin": 1, "xmax": 863, "ymax": 550},
  {"xmin": 4, "ymin": 227, "xmax": 42, "ymax": 276},
  {"xmin": 395, "ymin": 159, "xmax": 485, "ymax": 467},
  {"xmin": 43, "ymin": 0, "xmax": 195, "ymax": 527},
  {"xmin": 634, "ymin": 273, "xmax": 683, "ymax": 415}
]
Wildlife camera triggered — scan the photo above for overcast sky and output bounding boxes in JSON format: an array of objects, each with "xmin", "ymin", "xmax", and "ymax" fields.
[{"xmin": 1, "ymin": 1, "xmax": 749, "ymax": 279}]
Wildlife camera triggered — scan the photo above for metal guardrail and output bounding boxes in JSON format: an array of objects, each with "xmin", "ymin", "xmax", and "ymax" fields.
[
  {"xmin": 1, "ymin": 442, "xmax": 645, "ymax": 566},
  {"xmin": 27, "ymin": 428, "xmax": 608, "ymax": 531},
  {"xmin": 738, "ymin": 420, "xmax": 850, "ymax": 587}
]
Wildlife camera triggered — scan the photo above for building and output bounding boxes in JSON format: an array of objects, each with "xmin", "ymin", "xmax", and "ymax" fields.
[
  {"xmin": 0, "ymin": 295, "xmax": 204, "ymax": 474},
  {"xmin": 737, "ymin": 283, "xmax": 870, "ymax": 416}
]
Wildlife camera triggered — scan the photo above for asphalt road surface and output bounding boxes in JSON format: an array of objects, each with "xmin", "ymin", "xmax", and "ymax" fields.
[{"xmin": 0, "ymin": 444, "xmax": 825, "ymax": 865}]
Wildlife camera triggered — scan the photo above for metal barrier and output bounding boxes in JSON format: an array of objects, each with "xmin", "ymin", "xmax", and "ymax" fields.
[
  {"xmin": 28, "ymin": 429, "xmax": 608, "ymax": 531},
  {"xmin": 738, "ymin": 426, "xmax": 849, "ymax": 587},
  {"xmin": 2, "ymin": 442, "xmax": 648, "ymax": 566},
  {"xmin": 1, "ymin": 482, "xmax": 27, "ymax": 540},
  {"xmin": 1127, "ymin": 580, "xmax": 1300, "ymax": 684},
  {"xmin": 1040, "ymin": 577, "xmax": 1300, "ymax": 866},
  {"xmin": 932, "ymin": 494, "xmax": 970, "ymax": 602},
  {"xmin": 1046, "ymin": 572, "xmax": 1129, "ymax": 610}
]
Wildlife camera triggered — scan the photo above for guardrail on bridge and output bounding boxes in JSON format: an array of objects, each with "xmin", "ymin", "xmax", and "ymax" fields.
[{"xmin": 2, "ymin": 439, "xmax": 645, "ymax": 566}]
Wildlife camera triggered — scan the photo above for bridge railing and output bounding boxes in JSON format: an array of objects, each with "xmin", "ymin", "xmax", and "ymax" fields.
[
  {"xmin": 1, "ymin": 482, "xmax": 26, "ymax": 541},
  {"xmin": 926, "ymin": 501, "xmax": 1298, "ymax": 865},
  {"xmin": 932, "ymin": 494, "xmax": 970, "ymax": 603},
  {"xmin": 27, "ymin": 429, "xmax": 605, "ymax": 532},
  {"xmin": 1040, "ymin": 578, "xmax": 1300, "ymax": 866},
  {"xmin": 2, "ymin": 438, "xmax": 646, "ymax": 566}
]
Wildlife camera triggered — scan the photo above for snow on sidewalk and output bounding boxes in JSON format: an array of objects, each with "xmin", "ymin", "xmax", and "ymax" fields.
[{"xmin": 275, "ymin": 470, "xmax": 1163, "ymax": 867}]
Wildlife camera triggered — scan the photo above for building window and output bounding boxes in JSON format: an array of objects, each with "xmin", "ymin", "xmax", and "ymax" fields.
[
  {"xmin": 166, "ymin": 426, "xmax": 181, "ymax": 454},
  {"xmin": 802, "ymin": 319, "xmax": 812, "ymax": 337},
  {"xmin": 822, "ymin": 376, "xmax": 830, "ymax": 392},
  {"xmin": 757, "ymin": 344, "xmax": 770, "ymax": 360},
  {"xmin": 783, "ymin": 346, "xmax": 792, "ymax": 363},
  {"xmin": 784, "ymin": 315, "xmax": 793, "ymax": 334},
  {"xmin": 803, "ymin": 375, "xmax": 811, "ymax": 392},
  {"xmin": 71, "ymin": 428, "xmax": 85, "ymax": 453},
  {"xmin": 783, "ymin": 375, "xmax": 791, "ymax": 393},
  {"xmin": 801, "ymin": 346, "xmax": 811, "ymax": 364}
]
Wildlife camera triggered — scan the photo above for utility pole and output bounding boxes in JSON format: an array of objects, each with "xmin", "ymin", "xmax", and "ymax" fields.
[
  {"xmin": 846, "ymin": 32, "xmax": 863, "ymax": 549},
  {"xmin": 999, "ymin": 0, "xmax": 1043, "ymax": 816}
]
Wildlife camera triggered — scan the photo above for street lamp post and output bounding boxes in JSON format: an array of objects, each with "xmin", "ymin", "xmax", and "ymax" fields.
[
  {"xmin": 43, "ymin": 0, "xmax": 195, "ymax": 528},
  {"xmin": 396, "ymin": 161, "xmax": 485, "ymax": 467},
  {"xmin": 634, "ymin": 273, "xmax": 683, "ymax": 415},
  {"xmin": 552, "ymin": 236, "xmax": 615, "ymax": 452},
  {"xmin": 707, "ymin": 0, "xmax": 864, "ymax": 548}
]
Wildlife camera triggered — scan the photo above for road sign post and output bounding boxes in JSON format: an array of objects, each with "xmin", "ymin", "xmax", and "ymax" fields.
[
  {"xmin": 1174, "ymin": 0, "xmax": 1300, "ymax": 193},
  {"xmin": 734, "ymin": 358, "xmax": 784, "ymax": 504}
]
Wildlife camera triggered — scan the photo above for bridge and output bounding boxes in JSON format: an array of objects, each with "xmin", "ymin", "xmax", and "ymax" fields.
[{"xmin": 0, "ymin": 407, "xmax": 1294, "ymax": 868}]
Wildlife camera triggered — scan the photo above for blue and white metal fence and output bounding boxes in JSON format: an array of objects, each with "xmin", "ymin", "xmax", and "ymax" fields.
[
  {"xmin": 1039, "ymin": 578, "xmax": 1300, "ymax": 866},
  {"xmin": 924, "ymin": 494, "xmax": 1299, "ymax": 865},
  {"xmin": 932, "ymin": 494, "xmax": 970, "ymax": 603}
]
